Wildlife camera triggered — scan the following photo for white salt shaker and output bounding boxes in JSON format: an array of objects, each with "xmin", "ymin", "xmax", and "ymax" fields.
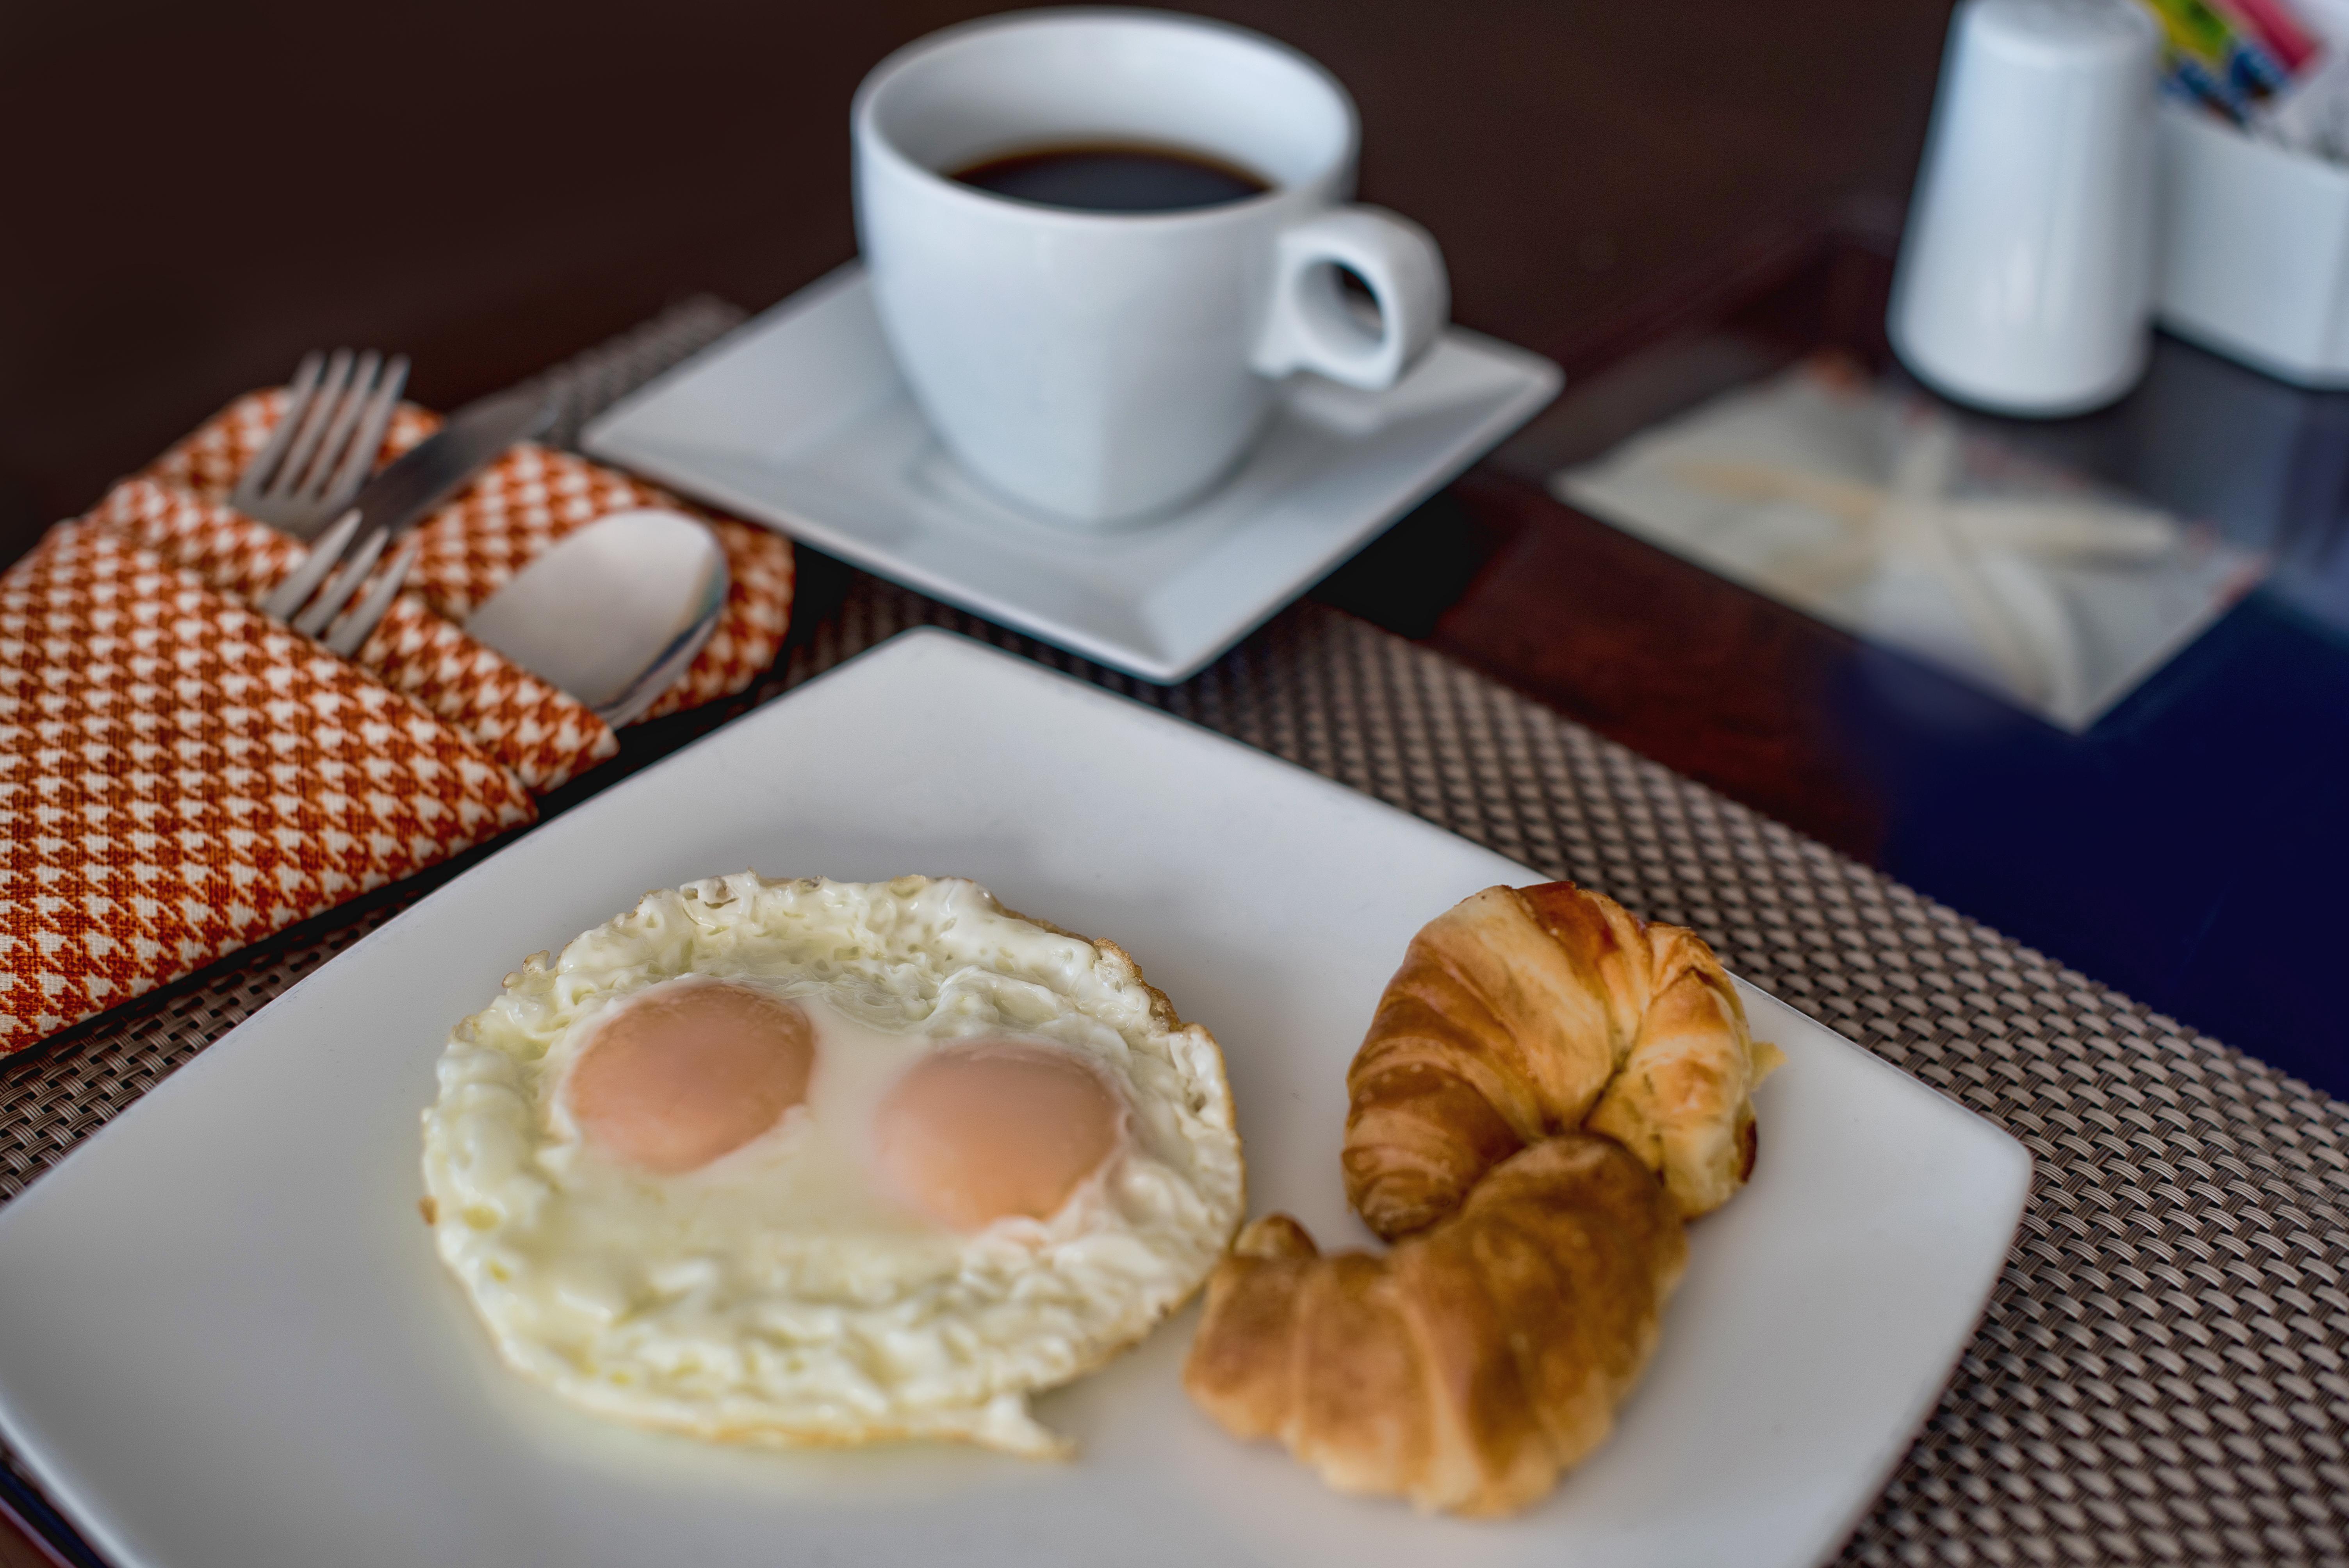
[{"xmin": 1889, "ymin": 0, "xmax": 2161, "ymax": 416}]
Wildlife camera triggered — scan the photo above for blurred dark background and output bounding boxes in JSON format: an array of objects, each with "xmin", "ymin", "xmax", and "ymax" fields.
[{"xmin": 0, "ymin": 0, "xmax": 1955, "ymax": 567}]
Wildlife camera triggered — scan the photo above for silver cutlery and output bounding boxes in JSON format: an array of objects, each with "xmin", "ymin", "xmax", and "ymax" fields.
[
  {"xmin": 229, "ymin": 349, "xmax": 410, "ymax": 538},
  {"xmin": 330, "ymin": 384, "xmax": 553, "ymax": 546},
  {"xmin": 260, "ymin": 385, "xmax": 555, "ymax": 654},
  {"xmin": 461, "ymin": 508, "xmax": 729, "ymax": 725},
  {"xmin": 262, "ymin": 508, "xmax": 422, "ymax": 656}
]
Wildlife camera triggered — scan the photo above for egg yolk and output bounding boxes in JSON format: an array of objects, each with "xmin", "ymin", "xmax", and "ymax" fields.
[
  {"xmin": 873, "ymin": 1043, "xmax": 1126, "ymax": 1231},
  {"xmin": 566, "ymin": 983, "xmax": 814, "ymax": 1173}
]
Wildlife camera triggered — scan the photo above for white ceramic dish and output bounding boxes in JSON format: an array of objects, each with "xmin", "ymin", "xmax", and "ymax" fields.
[
  {"xmin": 0, "ymin": 630, "xmax": 2029, "ymax": 1568},
  {"xmin": 581, "ymin": 264, "xmax": 1562, "ymax": 681}
]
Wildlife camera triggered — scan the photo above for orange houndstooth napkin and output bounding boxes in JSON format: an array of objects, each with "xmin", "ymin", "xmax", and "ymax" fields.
[{"xmin": 0, "ymin": 388, "xmax": 795, "ymax": 1051}]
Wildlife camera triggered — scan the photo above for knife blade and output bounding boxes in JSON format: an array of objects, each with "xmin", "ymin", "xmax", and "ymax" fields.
[
  {"xmin": 348, "ymin": 385, "xmax": 554, "ymax": 545},
  {"xmin": 258, "ymin": 386, "xmax": 554, "ymax": 625}
]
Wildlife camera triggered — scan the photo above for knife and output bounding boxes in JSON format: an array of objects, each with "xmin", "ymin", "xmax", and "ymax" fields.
[
  {"xmin": 347, "ymin": 385, "xmax": 554, "ymax": 545},
  {"xmin": 260, "ymin": 386, "xmax": 553, "ymax": 624}
]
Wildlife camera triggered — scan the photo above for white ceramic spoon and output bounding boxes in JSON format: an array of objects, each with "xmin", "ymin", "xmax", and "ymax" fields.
[{"xmin": 463, "ymin": 508, "xmax": 730, "ymax": 729}]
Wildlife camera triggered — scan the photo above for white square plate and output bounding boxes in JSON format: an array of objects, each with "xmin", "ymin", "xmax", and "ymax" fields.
[
  {"xmin": 581, "ymin": 265, "xmax": 1562, "ymax": 681},
  {"xmin": 0, "ymin": 631, "xmax": 2028, "ymax": 1568}
]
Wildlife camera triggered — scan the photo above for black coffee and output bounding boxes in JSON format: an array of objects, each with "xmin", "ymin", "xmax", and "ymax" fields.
[{"xmin": 949, "ymin": 143, "xmax": 1270, "ymax": 213}]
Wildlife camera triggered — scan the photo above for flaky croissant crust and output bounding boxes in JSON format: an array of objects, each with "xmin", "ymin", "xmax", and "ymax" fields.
[
  {"xmin": 1183, "ymin": 1133, "xmax": 1686, "ymax": 1516},
  {"xmin": 1346, "ymin": 881, "xmax": 1779, "ymax": 1237}
]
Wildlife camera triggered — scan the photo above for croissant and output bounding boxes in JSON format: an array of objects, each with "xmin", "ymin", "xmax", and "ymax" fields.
[
  {"xmin": 1181, "ymin": 881, "xmax": 1780, "ymax": 1516},
  {"xmin": 1182, "ymin": 1132, "xmax": 1686, "ymax": 1516},
  {"xmin": 1345, "ymin": 881, "xmax": 1779, "ymax": 1235}
]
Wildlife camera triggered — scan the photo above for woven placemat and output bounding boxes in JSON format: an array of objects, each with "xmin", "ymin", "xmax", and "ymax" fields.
[{"xmin": 7, "ymin": 301, "xmax": 2348, "ymax": 1568}]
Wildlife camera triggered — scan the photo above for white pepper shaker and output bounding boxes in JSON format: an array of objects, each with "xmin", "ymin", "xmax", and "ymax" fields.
[{"xmin": 1889, "ymin": 0, "xmax": 2162, "ymax": 416}]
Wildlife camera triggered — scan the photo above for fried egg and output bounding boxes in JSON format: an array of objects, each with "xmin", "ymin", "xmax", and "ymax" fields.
[{"xmin": 419, "ymin": 874, "xmax": 1244, "ymax": 1456}]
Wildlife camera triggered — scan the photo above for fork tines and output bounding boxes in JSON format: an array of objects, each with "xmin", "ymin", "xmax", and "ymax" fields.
[
  {"xmin": 230, "ymin": 348, "xmax": 410, "ymax": 539},
  {"xmin": 260, "ymin": 508, "xmax": 421, "ymax": 657}
]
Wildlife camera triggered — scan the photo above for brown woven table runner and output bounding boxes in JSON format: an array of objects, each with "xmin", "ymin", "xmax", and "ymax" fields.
[{"xmin": 7, "ymin": 303, "xmax": 2347, "ymax": 1568}]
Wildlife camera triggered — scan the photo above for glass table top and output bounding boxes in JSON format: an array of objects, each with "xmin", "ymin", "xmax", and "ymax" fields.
[{"xmin": 1325, "ymin": 228, "xmax": 2349, "ymax": 1099}]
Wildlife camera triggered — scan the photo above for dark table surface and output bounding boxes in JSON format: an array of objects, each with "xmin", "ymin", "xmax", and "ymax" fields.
[
  {"xmin": 12, "ymin": 1, "xmax": 2349, "ymax": 1557},
  {"xmin": 1349, "ymin": 227, "xmax": 2349, "ymax": 1102}
]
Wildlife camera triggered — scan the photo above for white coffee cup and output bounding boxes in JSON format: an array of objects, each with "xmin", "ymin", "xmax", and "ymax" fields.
[{"xmin": 852, "ymin": 8, "xmax": 1450, "ymax": 524}]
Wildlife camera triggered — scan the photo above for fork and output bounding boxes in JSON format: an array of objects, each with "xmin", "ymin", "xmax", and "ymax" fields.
[
  {"xmin": 259, "ymin": 508, "xmax": 421, "ymax": 657},
  {"xmin": 230, "ymin": 349, "xmax": 410, "ymax": 539}
]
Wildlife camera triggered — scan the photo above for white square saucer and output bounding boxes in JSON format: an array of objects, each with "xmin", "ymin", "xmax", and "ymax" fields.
[{"xmin": 582, "ymin": 265, "xmax": 1561, "ymax": 681}]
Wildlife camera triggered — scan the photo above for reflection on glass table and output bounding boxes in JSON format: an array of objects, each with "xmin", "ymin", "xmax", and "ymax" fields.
[{"xmin": 1557, "ymin": 356, "xmax": 2263, "ymax": 731}]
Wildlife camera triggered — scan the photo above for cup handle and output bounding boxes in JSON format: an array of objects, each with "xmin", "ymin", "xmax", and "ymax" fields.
[{"xmin": 1251, "ymin": 206, "xmax": 1449, "ymax": 390}]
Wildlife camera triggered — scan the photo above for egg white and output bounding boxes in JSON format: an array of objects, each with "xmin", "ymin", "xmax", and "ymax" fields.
[{"xmin": 420, "ymin": 874, "xmax": 1245, "ymax": 1456}]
